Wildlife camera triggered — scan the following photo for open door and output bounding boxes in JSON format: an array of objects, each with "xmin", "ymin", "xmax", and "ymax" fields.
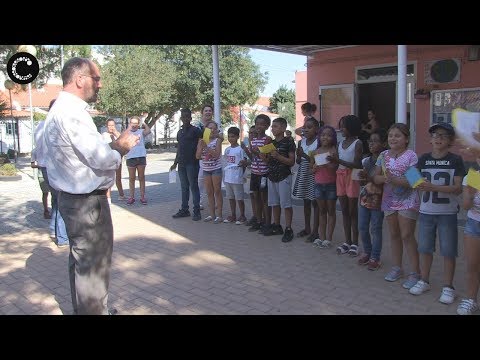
[{"xmin": 319, "ymin": 84, "xmax": 356, "ymax": 143}]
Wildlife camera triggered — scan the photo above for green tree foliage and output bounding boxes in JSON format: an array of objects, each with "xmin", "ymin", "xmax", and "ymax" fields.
[
  {"xmin": 270, "ymin": 86, "xmax": 296, "ymax": 126},
  {"xmin": 0, "ymin": 45, "xmax": 91, "ymax": 89},
  {"xmin": 276, "ymin": 101, "xmax": 296, "ymax": 127},
  {"xmin": 96, "ymin": 46, "xmax": 177, "ymax": 128},
  {"xmin": 96, "ymin": 45, "xmax": 267, "ymax": 128},
  {"xmin": 269, "ymin": 85, "xmax": 295, "ymax": 113}
]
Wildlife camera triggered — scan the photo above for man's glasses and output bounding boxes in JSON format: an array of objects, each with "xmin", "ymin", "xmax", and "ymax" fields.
[
  {"xmin": 430, "ymin": 133, "xmax": 450, "ymax": 139},
  {"xmin": 80, "ymin": 74, "xmax": 101, "ymax": 82}
]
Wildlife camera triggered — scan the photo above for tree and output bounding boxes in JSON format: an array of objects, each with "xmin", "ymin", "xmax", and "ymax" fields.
[
  {"xmin": 0, "ymin": 45, "xmax": 92, "ymax": 89},
  {"xmin": 270, "ymin": 86, "xmax": 296, "ymax": 126},
  {"xmin": 269, "ymin": 85, "xmax": 295, "ymax": 113},
  {"xmin": 96, "ymin": 46, "xmax": 177, "ymax": 131},
  {"xmin": 96, "ymin": 45, "xmax": 268, "ymax": 128},
  {"xmin": 276, "ymin": 101, "xmax": 297, "ymax": 127}
]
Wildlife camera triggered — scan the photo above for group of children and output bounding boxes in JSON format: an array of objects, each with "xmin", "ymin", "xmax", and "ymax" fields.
[{"xmin": 196, "ymin": 112, "xmax": 479, "ymax": 315}]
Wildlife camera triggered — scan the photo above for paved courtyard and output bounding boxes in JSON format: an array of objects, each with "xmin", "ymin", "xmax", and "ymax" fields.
[{"xmin": 0, "ymin": 149, "xmax": 471, "ymax": 315}]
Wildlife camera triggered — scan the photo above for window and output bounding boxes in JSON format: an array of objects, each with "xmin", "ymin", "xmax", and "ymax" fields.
[{"xmin": 431, "ymin": 88, "xmax": 480, "ymax": 125}]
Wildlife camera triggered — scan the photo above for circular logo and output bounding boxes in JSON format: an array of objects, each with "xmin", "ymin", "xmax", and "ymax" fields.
[{"xmin": 7, "ymin": 52, "xmax": 39, "ymax": 84}]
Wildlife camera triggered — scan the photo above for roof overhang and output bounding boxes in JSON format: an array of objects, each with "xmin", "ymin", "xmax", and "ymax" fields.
[{"xmin": 248, "ymin": 45, "xmax": 358, "ymax": 57}]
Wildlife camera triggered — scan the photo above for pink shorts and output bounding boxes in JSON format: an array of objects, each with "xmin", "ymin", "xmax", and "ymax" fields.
[{"xmin": 336, "ymin": 168, "xmax": 360, "ymax": 198}]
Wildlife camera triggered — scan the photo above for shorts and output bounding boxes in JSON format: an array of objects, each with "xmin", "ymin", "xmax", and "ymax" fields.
[
  {"xmin": 315, "ymin": 183, "xmax": 337, "ymax": 201},
  {"xmin": 336, "ymin": 168, "xmax": 360, "ymax": 198},
  {"xmin": 267, "ymin": 175, "xmax": 293, "ymax": 208},
  {"xmin": 418, "ymin": 213, "xmax": 458, "ymax": 258},
  {"xmin": 38, "ymin": 175, "xmax": 49, "ymax": 193},
  {"xmin": 126, "ymin": 157, "xmax": 147, "ymax": 167},
  {"xmin": 465, "ymin": 217, "xmax": 480, "ymax": 238},
  {"xmin": 38, "ymin": 167, "xmax": 50, "ymax": 193},
  {"xmin": 250, "ymin": 173, "xmax": 268, "ymax": 193},
  {"xmin": 225, "ymin": 183, "xmax": 245, "ymax": 200},
  {"xmin": 203, "ymin": 168, "xmax": 222, "ymax": 177},
  {"xmin": 384, "ymin": 209, "xmax": 418, "ymax": 220}
]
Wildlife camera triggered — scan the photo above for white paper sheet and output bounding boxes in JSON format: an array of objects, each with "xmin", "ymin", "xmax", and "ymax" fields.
[
  {"xmin": 314, "ymin": 152, "xmax": 329, "ymax": 166},
  {"xmin": 169, "ymin": 169, "xmax": 177, "ymax": 184},
  {"xmin": 452, "ymin": 108, "xmax": 480, "ymax": 148}
]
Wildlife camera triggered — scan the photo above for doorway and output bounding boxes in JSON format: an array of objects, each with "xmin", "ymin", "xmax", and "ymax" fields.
[{"xmin": 357, "ymin": 82, "xmax": 396, "ymax": 131}]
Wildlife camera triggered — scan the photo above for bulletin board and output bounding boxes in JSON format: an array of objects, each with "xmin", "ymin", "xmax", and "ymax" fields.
[{"xmin": 431, "ymin": 88, "xmax": 480, "ymax": 125}]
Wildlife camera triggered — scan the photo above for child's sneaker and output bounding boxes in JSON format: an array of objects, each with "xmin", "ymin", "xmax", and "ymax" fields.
[
  {"xmin": 313, "ymin": 238, "xmax": 323, "ymax": 246},
  {"xmin": 439, "ymin": 286, "xmax": 456, "ymax": 305},
  {"xmin": 402, "ymin": 272, "xmax": 421, "ymax": 289},
  {"xmin": 126, "ymin": 198, "xmax": 135, "ymax": 205},
  {"xmin": 384, "ymin": 266, "xmax": 404, "ymax": 282},
  {"xmin": 223, "ymin": 216, "xmax": 235, "ymax": 223},
  {"xmin": 281, "ymin": 227, "xmax": 294, "ymax": 242},
  {"xmin": 409, "ymin": 279, "xmax": 431, "ymax": 295},
  {"xmin": 457, "ymin": 298, "xmax": 479, "ymax": 315},
  {"xmin": 235, "ymin": 216, "xmax": 247, "ymax": 225},
  {"xmin": 319, "ymin": 240, "xmax": 331, "ymax": 248},
  {"xmin": 140, "ymin": 198, "xmax": 147, "ymax": 205},
  {"xmin": 367, "ymin": 258, "xmax": 381, "ymax": 271},
  {"xmin": 118, "ymin": 195, "xmax": 126, "ymax": 201}
]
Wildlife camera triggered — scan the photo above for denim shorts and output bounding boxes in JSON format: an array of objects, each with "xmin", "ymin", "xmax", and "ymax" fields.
[
  {"xmin": 126, "ymin": 157, "xmax": 146, "ymax": 167},
  {"xmin": 418, "ymin": 213, "xmax": 458, "ymax": 258},
  {"xmin": 315, "ymin": 183, "xmax": 337, "ymax": 201},
  {"xmin": 203, "ymin": 168, "xmax": 222, "ymax": 176},
  {"xmin": 465, "ymin": 217, "xmax": 480, "ymax": 238}
]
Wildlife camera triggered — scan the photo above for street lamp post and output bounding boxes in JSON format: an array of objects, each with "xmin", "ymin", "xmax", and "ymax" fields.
[
  {"xmin": 18, "ymin": 45, "xmax": 37, "ymax": 154},
  {"xmin": 4, "ymin": 79, "xmax": 17, "ymax": 163}
]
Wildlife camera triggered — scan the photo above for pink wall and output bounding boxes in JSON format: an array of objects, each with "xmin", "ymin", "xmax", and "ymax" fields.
[
  {"xmin": 297, "ymin": 45, "xmax": 480, "ymax": 157},
  {"xmin": 295, "ymin": 71, "xmax": 308, "ymax": 135}
]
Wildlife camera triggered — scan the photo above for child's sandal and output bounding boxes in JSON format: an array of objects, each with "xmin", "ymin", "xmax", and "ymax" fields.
[
  {"xmin": 348, "ymin": 244, "xmax": 359, "ymax": 257},
  {"xmin": 336, "ymin": 243, "xmax": 350, "ymax": 255}
]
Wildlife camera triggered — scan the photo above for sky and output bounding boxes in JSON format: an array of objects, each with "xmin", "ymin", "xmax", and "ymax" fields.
[{"xmin": 248, "ymin": 49, "xmax": 306, "ymax": 98}]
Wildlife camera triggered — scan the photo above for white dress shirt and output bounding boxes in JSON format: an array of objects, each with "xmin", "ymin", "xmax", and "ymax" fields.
[
  {"xmin": 31, "ymin": 121, "xmax": 47, "ymax": 167},
  {"xmin": 43, "ymin": 91, "xmax": 121, "ymax": 194}
]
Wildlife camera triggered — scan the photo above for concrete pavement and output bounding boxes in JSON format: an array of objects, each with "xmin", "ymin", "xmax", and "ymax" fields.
[{"xmin": 0, "ymin": 150, "xmax": 470, "ymax": 315}]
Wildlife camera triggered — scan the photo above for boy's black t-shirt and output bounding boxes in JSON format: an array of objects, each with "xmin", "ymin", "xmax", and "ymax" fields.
[
  {"xmin": 416, "ymin": 152, "xmax": 466, "ymax": 215},
  {"xmin": 267, "ymin": 137, "xmax": 296, "ymax": 182}
]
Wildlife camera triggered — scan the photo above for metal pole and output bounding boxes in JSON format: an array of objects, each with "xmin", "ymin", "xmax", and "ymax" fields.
[
  {"xmin": 29, "ymin": 83, "xmax": 34, "ymax": 152},
  {"xmin": 212, "ymin": 45, "xmax": 221, "ymax": 127},
  {"xmin": 8, "ymin": 89, "xmax": 16, "ymax": 163},
  {"xmin": 397, "ymin": 45, "xmax": 407, "ymax": 124}
]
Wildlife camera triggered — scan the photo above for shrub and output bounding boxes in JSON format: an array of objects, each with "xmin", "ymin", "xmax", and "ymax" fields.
[
  {"xmin": 7, "ymin": 148, "xmax": 16, "ymax": 159},
  {"xmin": 0, "ymin": 153, "xmax": 9, "ymax": 165},
  {"xmin": 0, "ymin": 163, "xmax": 17, "ymax": 176}
]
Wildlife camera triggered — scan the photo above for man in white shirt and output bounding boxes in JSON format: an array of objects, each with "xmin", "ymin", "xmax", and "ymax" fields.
[{"xmin": 43, "ymin": 57, "xmax": 139, "ymax": 315}]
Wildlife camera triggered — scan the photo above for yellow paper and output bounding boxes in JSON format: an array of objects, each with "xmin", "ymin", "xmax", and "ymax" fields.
[
  {"xmin": 203, "ymin": 128, "xmax": 211, "ymax": 143},
  {"xmin": 466, "ymin": 168, "xmax": 480, "ymax": 191},
  {"xmin": 259, "ymin": 143, "xmax": 276, "ymax": 154}
]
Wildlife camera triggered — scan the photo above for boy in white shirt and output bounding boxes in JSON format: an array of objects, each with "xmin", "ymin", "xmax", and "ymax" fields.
[{"xmin": 223, "ymin": 127, "xmax": 248, "ymax": 224}]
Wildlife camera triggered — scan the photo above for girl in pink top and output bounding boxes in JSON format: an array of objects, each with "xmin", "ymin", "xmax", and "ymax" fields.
[
  {"xmin": 373, "ymin": 123, "xmax": 421, "ymax": 289},
  {"xmin": 311, "ymin": 125, "xmax": 338, "ymax": 248}
]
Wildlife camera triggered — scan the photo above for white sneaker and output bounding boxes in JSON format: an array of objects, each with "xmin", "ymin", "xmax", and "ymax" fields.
[
  {"xmin": 319, "ymin": 240, "xmax": 331, "ymax": 248},
  {"xmin": 313, "ymin": 238, "xmax": 323, "ymax": 246},
  {"xmin": 439, "ymin": 286, "xmax": 456, "ymax": 304},
  {"xmin": 409, "ymin": 280, "xmax": 431, "ymax": 295},
  {"xmin": 457, "ymin": 298, "xmax": 479, "ymax": 315}
]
